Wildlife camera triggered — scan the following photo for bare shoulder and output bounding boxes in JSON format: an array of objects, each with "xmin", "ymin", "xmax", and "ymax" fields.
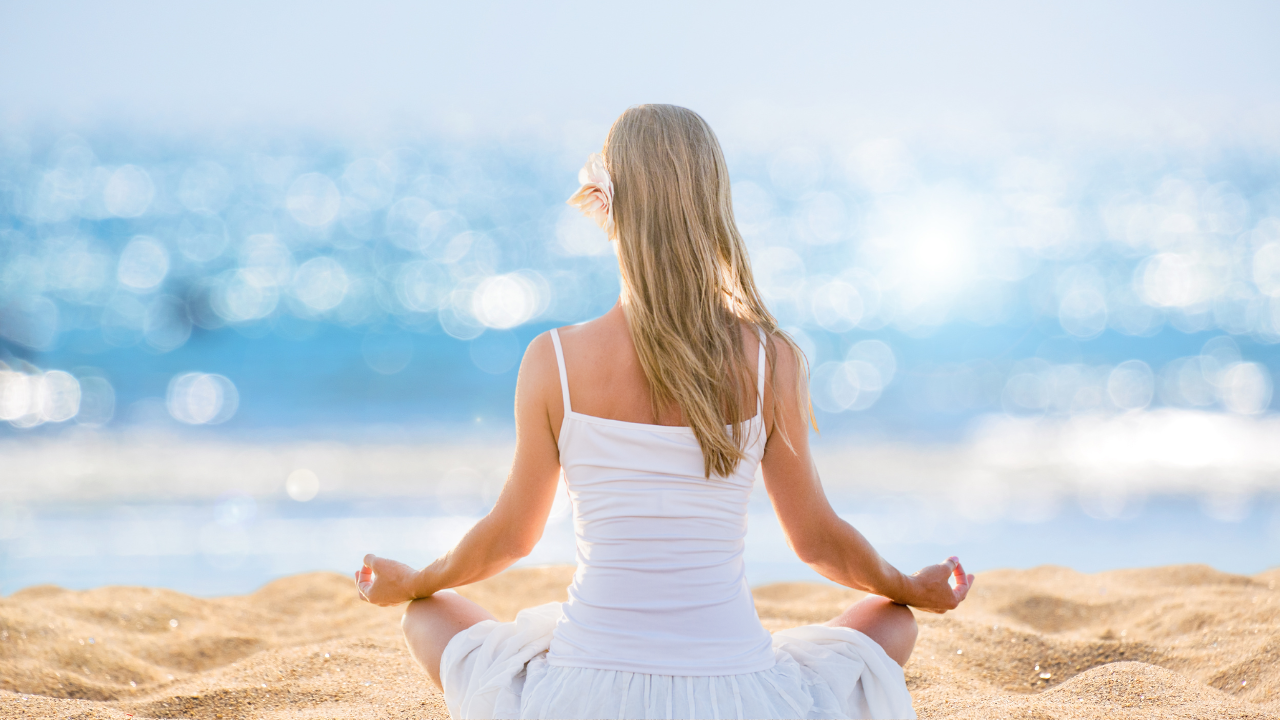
[
  {"xmin": 519, "ymin": 331, "xmax": 557, "ymax": 381},
  {"xmin": 744, "ymin": 325, "xmax": 801, "ymax": 386},
  {"xmin": 759, "ymin": 328, "xmax": 808, "ymax": 435},
  {"xmin": 551, "ymin": 308, "xmax": 629, "ymax": 365},
  {"xmin": 515, "ymin": 331, "xmax": 560, "ymax": 405},
  {"xmin": 555, "ymin": 310, "xmax": 621, "ymax": 343},
  {"xmin": 764, "ymin": 330, "xmax": 803, "ymax": 386}
]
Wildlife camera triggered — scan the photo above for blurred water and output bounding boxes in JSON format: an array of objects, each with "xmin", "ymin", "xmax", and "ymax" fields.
[
  {"xmin": 3, "ymin": 429, "xmax": 1280, "ymax": 594},
  {"xmin": 1, "ymin": 131, "xmax": 1278, "ymax": 439},
  {"xmin": 3, "ymin": 129, "xmax": 1280, "ymax": 592},
  {"xmin": 2, "ymin": 490, "xmax": 1277, "ymax": 597}
]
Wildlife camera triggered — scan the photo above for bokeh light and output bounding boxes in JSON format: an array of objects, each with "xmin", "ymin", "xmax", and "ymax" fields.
[
  {"xmin": 1107, "ymin": 361, "xmax": 1155, "ymax": 411},
  {"xmin": 116, "ymin": 236, "xmax": 169, "ymax": 291},
  {"xmin": 1221, "ymin": 363, "xmax": 1273, "ymax": 415},
  {"xmin": 286, "ymin": 173, "xmax": 341, "ymax": 227},
  {"xmin": 286, "ymin": 469, "xmax": 321, "ymax": 502},
  {"xmin": 74, "ymin": 376, "xmax": 115, "ymax": 427},
  {"xmin": 103, "ymin": 165, "xmax": 155, "ymax": 218},
  {"xmin": 472, "ymin": 272, "xmax": 545, "ymax": 329},
  {"xmin": 0, "ymin": 129, "xmax": 1274, "ymax": 447},
  {"xmin": 292, "ymin": 256, "xmax": 349, "ymax": 313},
  {"xmin": 0, "ymin": 364, "xmax": 82, "ymax": 428},
  {"xmin": 166, "ymin": 372, "xmax": 238, "ymax": 425}
]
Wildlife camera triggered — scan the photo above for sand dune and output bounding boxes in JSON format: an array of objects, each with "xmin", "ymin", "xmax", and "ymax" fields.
[{"xmin": 2, "ymin": 565, "xmax": 1277, "ymax": 719}]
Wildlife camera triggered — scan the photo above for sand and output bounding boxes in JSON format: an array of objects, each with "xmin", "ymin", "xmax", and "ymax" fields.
[{"xmin": 2, "ymin": 565, "xmax": 1278, "ymax": 719}]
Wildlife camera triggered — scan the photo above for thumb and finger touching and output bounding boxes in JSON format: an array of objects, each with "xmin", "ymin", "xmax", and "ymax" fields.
[
  {"xmin": 917, "ymin": 556, "xmax": 974, "ymax": 610},
  {"xmin": 354, "ymin": 556, "xmax": 378, "ymax": 602},
  {"xmin": 947, "ymin": 557, "xmax": 975, "ymax": 603}
]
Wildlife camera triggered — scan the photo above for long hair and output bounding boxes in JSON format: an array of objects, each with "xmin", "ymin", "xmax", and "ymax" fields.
[{"xmin": 603, "ymin": 104, "xmax": 813, "ymax": 477}]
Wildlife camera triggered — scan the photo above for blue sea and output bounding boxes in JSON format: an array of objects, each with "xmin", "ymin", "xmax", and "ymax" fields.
[{"xmin": 1, "ymin": 128, "xmax": 1279, "ymax": 595}]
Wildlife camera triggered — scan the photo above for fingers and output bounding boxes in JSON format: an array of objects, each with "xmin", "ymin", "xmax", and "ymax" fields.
[
  {"xmin": 354, "ymin": 557, "xmax": 376, "ymax": 602},
  {"xmin": 926, "ymin": 556, "xmax": 973, "ymax": 610},
  {"xmin": 951, "ymin": 561, "xmax": 975, "ymax": 604}
]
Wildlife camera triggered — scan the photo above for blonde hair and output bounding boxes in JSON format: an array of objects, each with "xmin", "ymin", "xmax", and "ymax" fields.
[{"xmin": 603, "ymin": 104, "xmax": 813, "ymax": 477}]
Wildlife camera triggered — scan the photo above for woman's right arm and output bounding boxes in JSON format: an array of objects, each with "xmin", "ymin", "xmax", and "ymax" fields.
[
  {"xmin": 758, "ymin": 337, "xmax": 973, "ymax": 613},
  {"xmin": 356, "ymin": 332, "xmax": 565, "ymax": 606}
]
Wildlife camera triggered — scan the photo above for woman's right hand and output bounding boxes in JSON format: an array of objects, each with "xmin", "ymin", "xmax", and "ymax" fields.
[
  {"xmin": 355, "ymin": 554, "xmax": 431, "ymax": 607},
  {"xmin": 903, "ymin": 556, "xmax": 973, "ymax": 613}
]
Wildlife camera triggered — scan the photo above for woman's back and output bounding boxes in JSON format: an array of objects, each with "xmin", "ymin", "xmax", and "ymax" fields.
[
  {"xmin": 361, "ymin": 104, "xmax": 964, "ymax": 720},
  {"xmin": 546, "ymin": 319, "xmax": 774, "ymax": 675}
]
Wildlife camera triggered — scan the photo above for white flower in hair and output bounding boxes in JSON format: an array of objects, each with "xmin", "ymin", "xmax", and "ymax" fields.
[{"xmin": 566, "ymin": 153, "xmax": 614, "ymax": 235}]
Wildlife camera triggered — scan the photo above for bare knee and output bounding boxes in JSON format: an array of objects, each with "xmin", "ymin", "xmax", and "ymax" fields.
[
  {"xmin": 399, "ymin": 593, "xmax": 495, "ymax": 690},
  {"xmin": 830, "ymin": 595, "xmax": 918, "ymax": 667},
  {"xmin": 401, "ymin": 596, "xmax": 433, "ymax": 635},
  {"xmin": 872, "ymin": 596, "xmax": 917, "ymax": 633},
  {"xmin": 872, "ymin": 598, "xmax": 917, "ymax": 667},
  {"xmin": 402, "ymin": 592, "xmax": 470, "ymax": 628},
  {"xmin": 888, "ymin": 600, "xmax": 919, "ymax": 645},
  {"xmin": 399, "ymin": 596, "xmax": 454, "ymax": 688}
]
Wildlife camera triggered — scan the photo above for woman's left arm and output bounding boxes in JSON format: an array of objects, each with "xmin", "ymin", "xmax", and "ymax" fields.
[{"xmin": 356, "ymin": 333, "xmax": 564, "ymax": 606}]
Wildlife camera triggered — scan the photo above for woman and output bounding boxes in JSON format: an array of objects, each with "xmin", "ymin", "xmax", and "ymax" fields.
[{"xmin": 355, "ymin": 104, "xmax": 973, "ymax": 719}]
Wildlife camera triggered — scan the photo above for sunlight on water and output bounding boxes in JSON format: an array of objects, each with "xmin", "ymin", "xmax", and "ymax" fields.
[
  {"xmin": 166, "ymin": 373, "xmax": 237, "ymax": 425},
  {"xmin": 1, "ymin": 126, "xmax": 1279, "ymax": 590},
  {"xmin": 3, "ymin": 134, "xmax": 1278, "ymax": 411}
]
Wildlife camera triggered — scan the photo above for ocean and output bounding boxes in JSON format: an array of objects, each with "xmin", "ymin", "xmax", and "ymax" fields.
[{"xmin": 1, "ymin": 128, "xmax": 1279, "ymax": 594}]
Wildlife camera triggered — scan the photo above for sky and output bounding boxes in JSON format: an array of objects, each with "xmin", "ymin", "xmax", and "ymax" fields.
[{"xmin": 3, "ymin": 1, "xmax": 1279, "ymax": 145}]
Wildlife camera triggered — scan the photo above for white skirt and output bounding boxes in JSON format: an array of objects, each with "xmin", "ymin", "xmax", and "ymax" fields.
[{"xmin": 439, "ymin": 602, "xmax": 917, "ymax": 720}]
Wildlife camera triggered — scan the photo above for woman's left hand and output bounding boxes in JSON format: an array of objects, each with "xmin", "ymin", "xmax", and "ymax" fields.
[
  {"xmin": 354, "ymin": 554, "xmax": 423, "ymax": 607},
  {"xmin": 902, "ymin": 556, "xmax": 973, "ymax": 614}
]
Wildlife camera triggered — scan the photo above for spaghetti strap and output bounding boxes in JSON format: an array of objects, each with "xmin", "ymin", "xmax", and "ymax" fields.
[
  {"xmin": 756, "ymin": 327, "xmax": 767, "ymax": 415},
  {"xmin": 549, "ymin": 328, "xmax": 572, "ymax": 413},
  {"xmin": 438, "ymin": 321, "xmax": 915, "ymax": 720}
]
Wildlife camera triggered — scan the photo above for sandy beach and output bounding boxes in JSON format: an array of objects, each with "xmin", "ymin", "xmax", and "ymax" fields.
[{"xmin": 1, "ymin": 564, "xmax": 1277, "ymax": 719}]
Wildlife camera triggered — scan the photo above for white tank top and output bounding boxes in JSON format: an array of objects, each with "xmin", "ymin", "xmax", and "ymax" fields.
[{"xmin": 545, "ymin": 328, "xmax": 776, "ymax": 676}]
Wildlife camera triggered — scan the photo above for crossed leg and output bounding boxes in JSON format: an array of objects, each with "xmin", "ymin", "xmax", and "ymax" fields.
[
  {"xmin": 401, "ymin": 591, "xmax": 496, "ymax": 690},
  {"xmin": 403, "ymin": 590, "xmax": 916, "ymax": 692},
  {"xmin": 825, "ymin": 594, "xmax": 919, "ymax": 666}
]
